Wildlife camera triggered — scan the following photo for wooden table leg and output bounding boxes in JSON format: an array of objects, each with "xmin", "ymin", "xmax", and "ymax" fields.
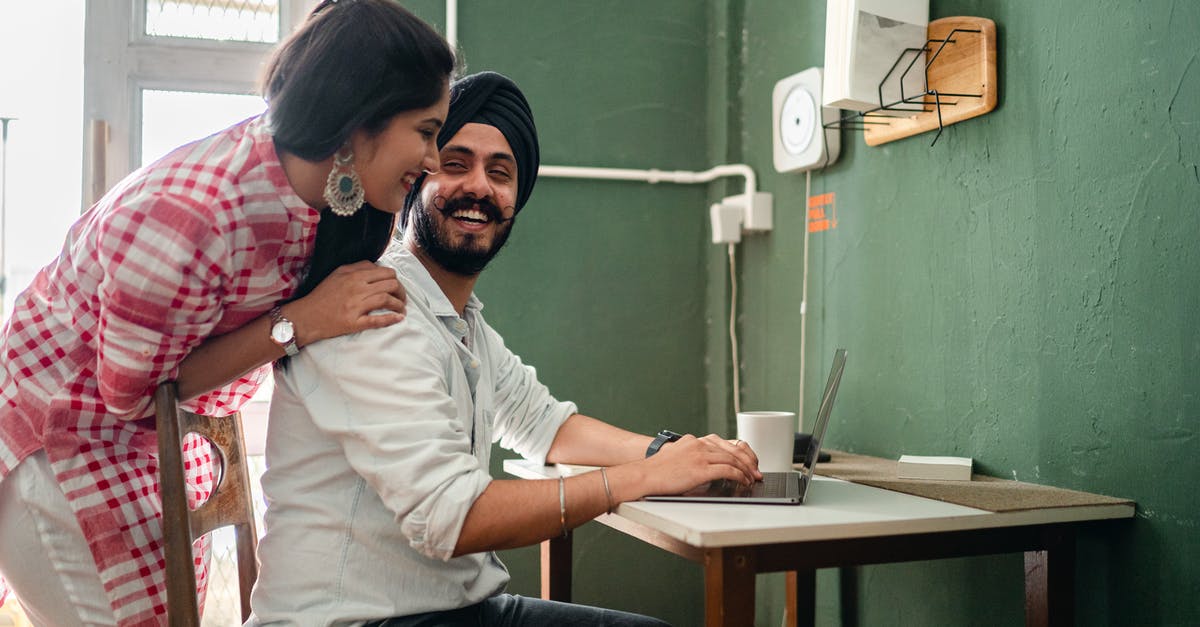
[
  {"xmin": 541, "ymin": 531, "xmax": 572, "ymax": 602},
  {"xmin": 785, "ymin": 570, "xmax": 815, "ymax": 627},
  {"xmin": 1024, "ymin": 529, "xmax": 1075, "ymax": 627},
  {"xmin": 705, "ymin": 547, "xmax": 756, "ymax": 627}
]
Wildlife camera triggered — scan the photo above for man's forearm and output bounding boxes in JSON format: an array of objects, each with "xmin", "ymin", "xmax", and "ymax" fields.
[
  {"xmin": 544, "ymin": 414, "xmax": 655, "ymax": 466},
  {"xmin": 454, "ymin": 415, "xmax": 656, "ymax": 556},
  {"xmin": 453, "ymin": 464, "xmax": 648, "ymax": 556},
  {"xmin": 455, "ymin": 427, "xmax": 761, "ymax": 556}
]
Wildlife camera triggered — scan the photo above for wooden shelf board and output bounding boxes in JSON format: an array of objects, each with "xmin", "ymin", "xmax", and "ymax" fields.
[{"xmin": 864, "ymin": 16, "xmax": 997, "ymax": 146}]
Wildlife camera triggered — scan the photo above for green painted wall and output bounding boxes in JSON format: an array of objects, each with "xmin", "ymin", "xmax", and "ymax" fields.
[
  {"xmin": 729, "ymin": 0, "xmax": 1200, "ymax": 625},
  {"xmin": 404, "ymin": 2, "xmax": 714, "ymax": 623},
  {"xmin": 410, "ymin": 1, "xmax": 1200, "ymax": 625}
]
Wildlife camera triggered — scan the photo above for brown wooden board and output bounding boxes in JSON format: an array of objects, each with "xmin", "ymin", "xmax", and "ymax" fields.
[
  {"xmin": 864, "ymin": 16, "xmax": 998, "ymax": 146},
  {"xmin": 815, "ymin": 450, "xmax": 1134, "ymax": 513}
]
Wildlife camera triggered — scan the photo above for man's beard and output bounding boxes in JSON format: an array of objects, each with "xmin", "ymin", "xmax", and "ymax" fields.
[{"xmin": 411, "ymin": 193, "xmax": 514, "ymax": 276}]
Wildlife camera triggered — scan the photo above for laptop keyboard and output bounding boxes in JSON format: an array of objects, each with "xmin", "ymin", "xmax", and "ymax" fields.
[
  {"xmin": 753, "ymin": 472, "xmax": 797, "ymax": 498},
  {"xmin": 708, "ymin": 472, "xmax": 799, "ymax": 498}
]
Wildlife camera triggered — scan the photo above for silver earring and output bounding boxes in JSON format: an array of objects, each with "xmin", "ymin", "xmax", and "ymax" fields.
[{"xmin": 323, "ymin": 147, "xmax": 365, "ymax": 217}]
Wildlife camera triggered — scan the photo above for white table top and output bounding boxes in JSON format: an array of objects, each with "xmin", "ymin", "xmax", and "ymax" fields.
[{"xmin": 503, "ymin": 459, "xmax": 1133, "ymax": 548}]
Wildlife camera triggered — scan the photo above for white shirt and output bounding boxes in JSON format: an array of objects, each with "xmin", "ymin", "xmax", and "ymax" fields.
[{"xmin": 249, "ymin": 248, "xmax": 576, "ymax": 626}]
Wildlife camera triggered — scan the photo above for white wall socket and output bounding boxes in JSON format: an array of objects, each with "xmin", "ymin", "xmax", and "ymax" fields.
[
  {"xmin": 709, "ymin": 191, "xmax": 773, "ymax": 244},
  {"xmin": 726, "ymin": 192, "xmax": 773, "ymax": 231},
  {"xmin": 710, "ymin": 203, "xmax": 742, "ymax": 244}
]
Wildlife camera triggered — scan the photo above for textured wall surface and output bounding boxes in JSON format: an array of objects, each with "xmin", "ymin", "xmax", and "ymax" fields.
[
  {"xmin": 727, "ymin": 0, "xmax": 1200, "ymax": 625},
  {"xmin": 407, "ymin": 0, "xmax": 1199, "ymax": 624},
  {"xmin": 404, "ymin": 2, "xmax": 714, "ymax": 623}
]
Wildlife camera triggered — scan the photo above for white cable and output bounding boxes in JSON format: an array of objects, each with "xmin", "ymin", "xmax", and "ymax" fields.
[
  {"xmin": 540, "ymin": 163, "xmax": 760, "ymax": 419},
  {"xmin": 727, "ymin": 242, "xmax": 740, "ymax": 415},
  {"xmin": 798, "ymin": 170, "xmax": 812, "ymax": 430}
]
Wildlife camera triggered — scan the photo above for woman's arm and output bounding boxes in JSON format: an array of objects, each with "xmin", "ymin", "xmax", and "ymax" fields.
[{"xmin": 175, "ymin": 261, "xmax": 405, "ymax": 401}]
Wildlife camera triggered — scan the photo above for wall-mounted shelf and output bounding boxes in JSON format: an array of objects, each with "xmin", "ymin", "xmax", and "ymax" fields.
[{"xmin": 825, "ymin": 16, "xmax": 997, "ymax": 147}]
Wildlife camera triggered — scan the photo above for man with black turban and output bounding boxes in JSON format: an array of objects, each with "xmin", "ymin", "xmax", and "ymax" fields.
[
  {"xmin": 400, "ymin": 70, "xmax": 539, "ymax": 277},
  {"xmin": 253, "ymin": 72, "xmax": 760, "ymax": 626}
]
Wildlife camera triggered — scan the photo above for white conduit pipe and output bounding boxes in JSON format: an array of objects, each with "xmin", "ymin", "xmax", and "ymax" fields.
[
  {"xmin": 538, "ymin": 164, "xmax": 758, "ymax": 204},
  {"xmin": 441, "ymin": 3, "xmax": 758, "ymax": 194},
  {"xmin": 446, "ymin": 3, "xmax": 763, "ymax": 420},
  {"xmin": 541, "ymin": 163, "xmax": 760, "ymax": 420},
  {"xmin": 442, "ymin": 5, "xmax": 760, "ymax": 207},
  {"xmin": 441, "ymin": 4, "xmax": 759, "ymax": 196},
  {"xmin": 444, "ymin": 0, "xmax": 457, "ymax": 49}
]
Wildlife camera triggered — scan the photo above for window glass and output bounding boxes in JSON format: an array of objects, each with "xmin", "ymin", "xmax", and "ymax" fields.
[
  {"xmin": 0, "ymin": 3, "xmax": 84, "ymax": 321},
  {"xmin": 140, "ymin": 89, "xmax": 266, "ymax": 166},
  {"xmin": 144, "ymin": 0, "xmax": 280, "ymax": 43}
]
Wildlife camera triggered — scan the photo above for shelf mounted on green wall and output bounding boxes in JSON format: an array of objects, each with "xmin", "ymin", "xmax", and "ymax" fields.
[{"xmin": 824, "ymin": 16, "xmax": 997, "ymax": 147}]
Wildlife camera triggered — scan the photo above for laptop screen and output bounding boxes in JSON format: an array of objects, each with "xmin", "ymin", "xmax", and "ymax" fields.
[
  {"xmin": 642, "ymin": 348, "xmax": 847, "ymax": 505},
  {"xmin": 798, "ymin": 348, "xmax": 847, "ymax": 485}
]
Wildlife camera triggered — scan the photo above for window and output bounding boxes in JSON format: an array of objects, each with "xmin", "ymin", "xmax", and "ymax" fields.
[
  {"xmin": 0, "ymin": 1, "xmax": 313, "ymax": 319},
  {"xmin": 83, "ymin": 0, "xmax": 313, "ymax": 202},
  {"xmin": 0, "ymin": 3, "xmax": 85, "ymax": 320},
  {"xmin": 140, "ymin": 89, "xmax": 267, "ymax": 165},
  {"xmin": 144, "ymin": 0, "xmax": 283, "ymax": 43}
]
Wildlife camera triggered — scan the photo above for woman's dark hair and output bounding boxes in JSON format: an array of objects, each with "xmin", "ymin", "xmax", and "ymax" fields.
[
  {"xmin": 262, "ymin": 0, "xmax": 454, "ymax": 161},
  {"xmin": 291, "ymin": 203, "xmax": 397, "ymax": 302},
  {"xmin": 260, "ymin": 0, "xmax": 455, "ymax": 302}
]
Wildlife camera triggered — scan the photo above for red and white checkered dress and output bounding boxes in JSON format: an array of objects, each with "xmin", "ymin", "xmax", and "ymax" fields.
[{"xmin": 0, "ymin": 114, "xmax": 320, "ymax": 625}]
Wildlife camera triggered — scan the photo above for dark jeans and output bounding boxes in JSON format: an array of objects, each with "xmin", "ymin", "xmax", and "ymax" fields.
[{"xmin": 364, "ymin": 594, "xmax": 672, "ymax": 627}]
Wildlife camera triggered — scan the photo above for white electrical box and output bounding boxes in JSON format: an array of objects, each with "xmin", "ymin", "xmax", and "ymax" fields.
[
  {"xmin": 772, "ymin": 67, "xmax": 840, "ymax": 173},
  {"xmin": 708, "ymin": 192, "xmax": 773, "ymax": 244}
]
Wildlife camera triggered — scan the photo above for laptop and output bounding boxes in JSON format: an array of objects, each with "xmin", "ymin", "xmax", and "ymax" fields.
[{"xmin": 645, "ymin": 348, "xmax": 847, "ymax": 505}]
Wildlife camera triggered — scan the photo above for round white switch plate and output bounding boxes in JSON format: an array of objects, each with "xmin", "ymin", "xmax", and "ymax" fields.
[
  {"xmin": 772, "ymin": 67, "xmax": 840, "ymax": 173},
  {"xmin": 780, "ymin": 85, "xmax": 816, "ymax": 155}
]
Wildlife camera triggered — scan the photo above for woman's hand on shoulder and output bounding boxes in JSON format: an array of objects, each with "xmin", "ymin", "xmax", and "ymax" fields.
[{"xmin": 289, "ymin": 261, "xmax": 407, "ymax": 345}]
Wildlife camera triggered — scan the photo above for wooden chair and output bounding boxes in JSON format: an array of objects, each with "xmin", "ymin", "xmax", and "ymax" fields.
[{"xmin": 155, "ymin": 381, "xmax": 259, "ymax": 625}]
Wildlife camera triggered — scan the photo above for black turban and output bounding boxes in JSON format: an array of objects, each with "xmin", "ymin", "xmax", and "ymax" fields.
[{"xmin": 404, "ymin": 71, "xmax": 539, "ymax": 221}]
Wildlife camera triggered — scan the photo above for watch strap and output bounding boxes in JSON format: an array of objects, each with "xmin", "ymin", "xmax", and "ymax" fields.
[
  {"xmin": 645, "ymin": 429, "xmax": 683, "ymax": 457},
  {"xmin": 269, "ymin": 306, "xmax": 300, "ymax": 357}
]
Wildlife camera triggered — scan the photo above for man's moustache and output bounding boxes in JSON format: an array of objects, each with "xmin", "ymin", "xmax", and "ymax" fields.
[{"xmin": 436, "ymin": 196, "xmax": 514, "ymax": 224}]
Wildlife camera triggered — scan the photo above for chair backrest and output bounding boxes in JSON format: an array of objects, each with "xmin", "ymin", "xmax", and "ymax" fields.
[{"xmin": 155, "ymin": 381, "xmax": 259, "ymax": 625}]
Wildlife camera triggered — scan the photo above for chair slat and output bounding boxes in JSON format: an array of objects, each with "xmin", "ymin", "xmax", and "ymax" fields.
[{"xmin": 155, "ymin": 381, "xmax": 259, "ymax": 624}]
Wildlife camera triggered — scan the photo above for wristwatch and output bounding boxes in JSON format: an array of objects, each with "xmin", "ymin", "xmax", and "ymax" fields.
[
  {"xmin": 268, "ymin": 306, "xmax": 299, "ymax": 357},
  {"xmin": 645, "ymin": 429, "xmax": 683, "ymax": 457}
]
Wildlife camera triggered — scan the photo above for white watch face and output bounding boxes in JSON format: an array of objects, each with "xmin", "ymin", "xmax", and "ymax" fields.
[{"xmin": 271, "ymin": 319, "xmax": 295, "ymax": 344}]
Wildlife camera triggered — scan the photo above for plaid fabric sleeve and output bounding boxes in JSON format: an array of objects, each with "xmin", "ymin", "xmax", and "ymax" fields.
[{"xmin": 93, "ymin": 192, "xmax": 228, "ymax": 419}]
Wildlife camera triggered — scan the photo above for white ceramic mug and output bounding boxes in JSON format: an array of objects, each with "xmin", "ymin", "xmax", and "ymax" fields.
[{"xmin": 736, "ymin": 411, "xmax": 796, "ymax": 472}]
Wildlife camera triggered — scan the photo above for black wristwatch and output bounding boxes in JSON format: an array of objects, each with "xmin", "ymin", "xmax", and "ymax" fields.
[{"xmin": 645, "ymin": 429, "xmax": 683, "ymax": 457}]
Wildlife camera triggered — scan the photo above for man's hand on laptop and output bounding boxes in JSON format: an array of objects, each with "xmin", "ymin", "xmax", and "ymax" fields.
[{"xmin": 632, "ymin": 434, "xmax": 762, "ymax": 496}]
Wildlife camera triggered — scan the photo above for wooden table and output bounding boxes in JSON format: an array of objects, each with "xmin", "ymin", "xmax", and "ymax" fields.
[{"xmin": 504, "ymin": 454, "xmax": 1133, "ymax": 627}]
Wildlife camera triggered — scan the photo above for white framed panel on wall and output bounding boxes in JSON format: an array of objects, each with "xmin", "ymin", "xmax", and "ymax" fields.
[{"xmin": 82, "ymin": 0, "xmax": 315, "ymax": 207}]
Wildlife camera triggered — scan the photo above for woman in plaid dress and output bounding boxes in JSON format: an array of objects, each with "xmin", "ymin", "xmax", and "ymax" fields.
[{"xmin": 0, "ymin": 1, "xmax": 454, "ymax": 624}]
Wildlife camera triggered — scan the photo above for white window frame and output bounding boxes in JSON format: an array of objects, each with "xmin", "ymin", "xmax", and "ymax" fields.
[{"xmin": 82, "ymin": 0, "xmax": 314, "ymax": 207}]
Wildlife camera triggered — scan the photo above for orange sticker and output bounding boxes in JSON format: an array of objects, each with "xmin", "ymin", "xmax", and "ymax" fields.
[{"xmin": 807, "ymin": 192, "xmax": 836, "ymax": 233}]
